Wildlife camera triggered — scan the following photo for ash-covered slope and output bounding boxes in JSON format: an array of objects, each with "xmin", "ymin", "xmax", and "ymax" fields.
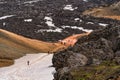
[{"xmin": 52, "ymin": 25, "xmax": 120, "ymax": 80}]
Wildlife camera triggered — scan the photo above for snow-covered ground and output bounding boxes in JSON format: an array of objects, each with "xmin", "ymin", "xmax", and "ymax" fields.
[{"xmin": 0, "ymin": 53, "xmax": 55, "ymax": 80}]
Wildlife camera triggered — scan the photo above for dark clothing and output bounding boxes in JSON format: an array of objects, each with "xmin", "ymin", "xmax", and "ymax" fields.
[{"xmin": 27, "ymin": 61, "xmax": 30, "ymax": 65}]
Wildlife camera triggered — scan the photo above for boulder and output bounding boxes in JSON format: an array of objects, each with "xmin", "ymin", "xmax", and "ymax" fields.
[{"xmin": 52, "ymin": 51, "xmax": 88, "ymax": 70}]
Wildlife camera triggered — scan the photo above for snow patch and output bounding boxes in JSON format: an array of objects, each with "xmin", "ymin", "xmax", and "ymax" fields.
[
  {"xmin": 24, "ymin": 19, "xmax": 32, "ymax": 22},
  {"xmin": 63, "ymin": 5, "xmax": 77, "ymax": 11},
  {"xmin": 0, "ymin": 15, "xmax": 15, "ymax": 20},
  {"xmin": 45, "ymin": 21, "xmax": 55, "ymax": 27},
  {"xmin": 83, "ymin": 0, "xmax": 88, "ymax": 2},
  {"xmin": 44, "ymin": 16, "xmax": 55, "ymax": 27},
  {"xmin": 3, "ymin": 22, "xmax": 6, "ymax": 26},
  {"xmin": 62, "ymin": 25, "xmax": 93, "ymax": 32},
  {"xmin": 87, "ymin": 22, "xmax": 94, "ymax": 24},
  {"xmin": 0, "ymin": 1, "xmax": 7, "ymax": 4},
  {"xmin": 24, "ymin": 0, "xmax": 42, "ymax": 4},
  {"xmin": 37, "ymin": 28, "xmax": 62, "ymax": 33},
  {"xmin": 0, "ymin": 53, "xmax": 55, "ymax": 80},
  {"xmin": 99, "ymin": 23, "xmax": 108, "ymax": 26},
  {"xmin": 74, "ymin": 18, "xmax": 82, "ymax": 22},
  {"xmin": 44, "ymin": 16, "xmax": 53, "ymax": 21}
]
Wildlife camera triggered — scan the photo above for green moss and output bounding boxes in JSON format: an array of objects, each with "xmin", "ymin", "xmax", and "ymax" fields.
[{"xmin": 71, "ymin": 61, "xmax": 120, "ymax": 80}]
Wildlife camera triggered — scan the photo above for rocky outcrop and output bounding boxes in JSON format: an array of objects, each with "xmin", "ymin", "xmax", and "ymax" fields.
[
  {"xmin": 52, "ymin": 51, "xmax": 88, "ymax": 70},
  {"xmin": 52, "ymin": 26, "xmax": 120, "ymax": 80},
  {"xmin": 111, "ymin": 1, "xmax": 120, "ymax": 13},
  {"xmin": 83, "ymin": 1, "xmax": 120, "ymax": 18}
]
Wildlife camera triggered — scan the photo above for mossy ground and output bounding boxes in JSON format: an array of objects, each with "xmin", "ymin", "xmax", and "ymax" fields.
[{"xmin": 71, "ymin": 61, "xmax": 120, "ymax": 80}]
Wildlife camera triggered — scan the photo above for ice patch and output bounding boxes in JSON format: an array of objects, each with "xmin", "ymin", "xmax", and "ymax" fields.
[
  {"xmin": 62, "ymin": 25, "xmax": 93, "ymax": 32},
  {"xmin": 24, "ymin": 19, "xmax": 32, "ymax": 22},
  {"xmin": 0, "ymin": 15, "xmax": 15, "ymax": 20},
  {"xmin": 63, "ymin": 5, "xmax": 77, "ymax": 11}
]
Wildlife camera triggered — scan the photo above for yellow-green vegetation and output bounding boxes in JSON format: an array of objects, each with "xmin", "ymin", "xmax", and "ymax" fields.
[{"xmin": 71, "ymin": 61, "xmax": 120, "ymax": 80}]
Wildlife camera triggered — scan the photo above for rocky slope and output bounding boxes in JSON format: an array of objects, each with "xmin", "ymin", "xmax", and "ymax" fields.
[
  {"xmin": 52, "ymin": 25, "xmax": 120, "ymax": 80},
  {"xmin": 0, "ymin": 0, "xmax": 119, "ymax": 41}
]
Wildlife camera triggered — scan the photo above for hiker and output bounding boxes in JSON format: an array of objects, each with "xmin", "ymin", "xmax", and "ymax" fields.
[
  {"xmin": 48, "ymin": 51, "xmax": 50, "ymax": 54},
  {"xmin": 63, "ymin": 42, "xmax": 66, "ymax": 45},
  {"xmin": 27, "ymin": 61, "xmax": 30, "ymax": 65}
]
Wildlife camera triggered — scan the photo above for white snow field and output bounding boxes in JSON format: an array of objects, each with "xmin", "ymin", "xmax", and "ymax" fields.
[{"xmin": 0, "ymin": 53, "xmax": 55, "ymax": 80}]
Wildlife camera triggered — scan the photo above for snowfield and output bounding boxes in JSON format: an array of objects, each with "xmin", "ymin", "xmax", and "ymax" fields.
[{"xmin": 0, "ymin": 53, "xmax": 55, "ymax": 80}]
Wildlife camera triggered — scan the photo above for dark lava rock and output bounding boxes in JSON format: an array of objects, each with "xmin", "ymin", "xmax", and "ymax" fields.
[
  {"xmin": 53, "ymin": 67, "xmax": 74, "ymax": 80},
  {"xmin": 52, "ymin": 51, "xmax": 88, "ymax": 70},
  {"xmin": 0, "ymin": 0, "xmax": 120, "ymax": 42},
  {"xmin": 52, "ymin": 26, "xmax": 120, "ymax": 80},
  {"xmin": 76, "ymin": 38, "xmax": 114, "ymax": 60},
  {"xmin": 115, "ymin": 51, "xmax": 120, "ymax": 57}
]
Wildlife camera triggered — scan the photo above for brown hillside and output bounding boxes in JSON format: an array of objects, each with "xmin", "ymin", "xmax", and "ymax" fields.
[{"xmin": 0, "ymin": 29, "xmax": 90, "ymax": 67}]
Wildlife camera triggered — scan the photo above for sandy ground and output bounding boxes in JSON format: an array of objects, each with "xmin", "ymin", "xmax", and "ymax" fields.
[{"xmin": 0, "ymin": 53, "xmax": 55, "ymax": 80}]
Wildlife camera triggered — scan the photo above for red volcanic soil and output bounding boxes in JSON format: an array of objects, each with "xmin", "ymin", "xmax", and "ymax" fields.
[
  {"xmin": 52, "ymin": 32, "xmax": 90, "ymax": 52},
  {"xmin": 61, "ymin": 33, "xmax": 90, "ymax": 46}
]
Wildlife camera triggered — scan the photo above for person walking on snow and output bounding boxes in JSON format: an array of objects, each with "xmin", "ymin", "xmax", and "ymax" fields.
[{"xmin": 27, "ymin": 61, "xmax": 30, "ymax": 65}]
